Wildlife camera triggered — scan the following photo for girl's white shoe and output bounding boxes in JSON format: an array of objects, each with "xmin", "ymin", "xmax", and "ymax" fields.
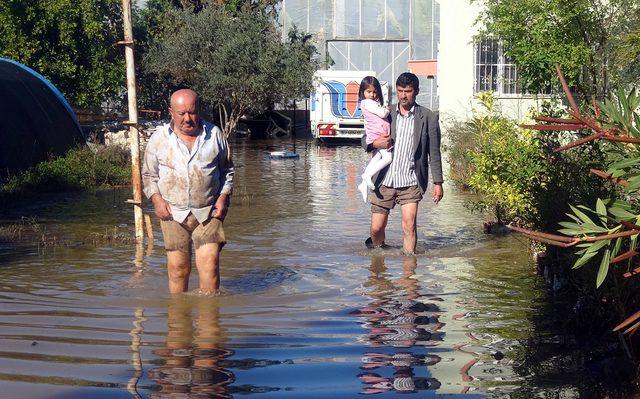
[
  {"xmin": 362, "ymin": 174, "xmax": 375, "ymax": 190},
  {"xmin": 358, "ymin": 180, "xmax": 369, "ymax": 202}
]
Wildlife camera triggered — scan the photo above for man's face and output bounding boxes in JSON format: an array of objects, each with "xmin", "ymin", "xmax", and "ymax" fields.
[
  {"xmin": 169, "ymin": 97, "xmax": 200, "ymax": 136},
  {"xmin": 396, "ymin": 85, "xmax": 418, "ymax": 109}
]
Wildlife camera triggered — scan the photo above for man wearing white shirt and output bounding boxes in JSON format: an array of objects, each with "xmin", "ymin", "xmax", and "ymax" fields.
[{"xmin": 142, "ymin": 89, "xmax": 234, "ymax": 294}]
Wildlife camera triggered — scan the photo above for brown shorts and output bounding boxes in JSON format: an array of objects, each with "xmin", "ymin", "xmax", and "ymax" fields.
[
  {"xmin": 160, "ymin": 213, "xmax": 226, "ymax": 253},
  {"xmin": 370, "ymin": 185, "xmax": 423, "ymax": 214}
]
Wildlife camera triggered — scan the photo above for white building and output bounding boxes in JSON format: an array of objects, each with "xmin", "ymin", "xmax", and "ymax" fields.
[
  {"xmin": 438, "ymin": 0, "xmax": 546, "ymax": 121},
  {"xmin": 280, "ymin": 0, "xmax": 543, "ymax": 123}
]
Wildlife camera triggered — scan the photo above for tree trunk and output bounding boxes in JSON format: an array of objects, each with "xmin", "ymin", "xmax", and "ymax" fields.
[{"xmin": 224, "ymin": 110, "xmax": 243, "ymax": 139}]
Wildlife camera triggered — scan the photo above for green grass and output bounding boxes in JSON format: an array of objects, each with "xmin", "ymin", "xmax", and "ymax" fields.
[{"xmin": 0, "ymin": 145, "xmax": 131, "ymax": 197}]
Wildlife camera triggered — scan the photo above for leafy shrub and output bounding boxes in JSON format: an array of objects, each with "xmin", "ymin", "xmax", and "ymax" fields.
[
  {"xmin": 538, "ymin": 89, "xmax": 640, "ymax": 288},
  {"xmin": 445, "ymin": 92, "xmax": 610, "ymax": 229},
  {"xmin": 509, "ymin": 81, "xmax": 640, "ymax": 354},
  {"xmin": 442, "ymin": 118, "xmax": 475, "ymax": 190},
  {"xmin": 0, "ymin": 145, "xmax": 130, "ymax": 196}
]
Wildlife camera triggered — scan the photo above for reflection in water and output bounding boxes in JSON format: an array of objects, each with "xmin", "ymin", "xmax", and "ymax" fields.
[
  {"xmin": 2, "ymin": 141, "xmax": 630, "ymax": 398},
  {"xmin": 127, "ymin": 306, "xmax": 146, "ymax": 398},
  {"xmin": 149, "ymin": 297, "xmax": 234, "ymax": 398},
  {"xmin": 353, "ymin": 256, "xmax": 443, "ymax": 394}
]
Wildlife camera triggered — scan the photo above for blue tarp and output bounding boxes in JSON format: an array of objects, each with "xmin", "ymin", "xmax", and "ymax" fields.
[{"xmin": 0, "ymin": 58, "xmax": 85, "ymax": 175}]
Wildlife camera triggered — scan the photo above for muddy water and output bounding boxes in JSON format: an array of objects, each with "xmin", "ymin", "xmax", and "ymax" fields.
[{"xmin": 0, "ymin": 140, "xmax": 594, "ymax": 398}]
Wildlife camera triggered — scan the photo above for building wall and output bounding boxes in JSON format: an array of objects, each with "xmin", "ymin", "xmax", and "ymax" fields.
[
  {"xmin": 437, "ymin": 0, "xmax": 478, "ymax": 120},
  {"xmin": 437, "ymin": 0, "xmax": 545, "ymax": 123},
  {"xmin": 280, "ymin": 0, "xmax": 541, "ymax": 121}
]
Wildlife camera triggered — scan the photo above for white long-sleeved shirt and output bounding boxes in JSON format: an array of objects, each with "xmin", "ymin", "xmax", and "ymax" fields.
[{"xmin": 142, "ymin": 121, "xmax": 234, "ymax": 223}]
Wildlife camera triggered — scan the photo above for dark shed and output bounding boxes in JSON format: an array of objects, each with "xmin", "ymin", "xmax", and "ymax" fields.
[{"xmin": 0, "ymin": 58, "xmax": 85, "ymax": 175}]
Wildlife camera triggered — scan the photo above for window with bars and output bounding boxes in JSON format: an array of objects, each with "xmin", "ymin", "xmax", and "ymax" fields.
[{"xmin": 474, "ymin": 38, "xmax": 520, "ymax": 95}]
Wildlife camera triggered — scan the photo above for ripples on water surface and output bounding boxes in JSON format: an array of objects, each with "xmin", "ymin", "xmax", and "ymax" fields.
[{"xmin": 0, "ymin": 140, "xmax": 593, "ymax": 398}]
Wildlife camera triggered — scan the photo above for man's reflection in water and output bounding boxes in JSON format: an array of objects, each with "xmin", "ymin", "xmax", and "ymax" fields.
[
  {"xmin": 149, "ymin": 297, "xmax": 234, "ymax": 399},
  {"xmin": 353, "ymin": 256, "xmax": 443, "ymax": 394}
]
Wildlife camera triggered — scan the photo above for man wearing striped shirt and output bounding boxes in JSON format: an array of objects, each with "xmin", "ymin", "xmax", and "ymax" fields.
[{"xmin": 362, "ymin": 72, "xmax": 444, "ymax": 254}]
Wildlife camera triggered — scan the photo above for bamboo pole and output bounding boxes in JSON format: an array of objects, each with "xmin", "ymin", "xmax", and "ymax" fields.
[{"xmin": 120, "ymin": 0, "xmax": 144, "ymax": 242}]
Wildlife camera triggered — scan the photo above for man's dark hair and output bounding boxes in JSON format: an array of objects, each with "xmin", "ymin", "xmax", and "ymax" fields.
[{"xmin": 396, "ymin": 72, "xmax": 420, "ymax": 91}]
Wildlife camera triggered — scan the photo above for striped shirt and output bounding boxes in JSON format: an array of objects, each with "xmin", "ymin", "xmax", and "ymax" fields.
[{"xmin": 381, "ymin": 106, "xmax": 417, "ymax": 188}]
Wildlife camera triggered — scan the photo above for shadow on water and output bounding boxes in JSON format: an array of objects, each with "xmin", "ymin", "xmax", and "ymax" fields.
[
  {"xmin": 507, "ymin": 290, "xmax": 636, "ymax": 399},
  {"xmin": 457, "ymin": 237, "xmax": 637, "ymax": 399},
  {"xmin": 223, "ymin": 266, "xmax": 298, "ymax": 294}
]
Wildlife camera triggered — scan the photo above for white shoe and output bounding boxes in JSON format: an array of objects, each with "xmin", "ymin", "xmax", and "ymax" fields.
[
  {"xmin": 363, "ymin": 174, "xmax": 375, "ymax": 190},
  {"xmin": 358, "ymin": 180, "xmax": 369, "ymax": 202}
]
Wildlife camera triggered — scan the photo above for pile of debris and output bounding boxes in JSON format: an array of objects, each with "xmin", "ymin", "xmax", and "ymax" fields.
[{"xmin": 83, "ymin": 120, "xmax": 160, "ymax": 149}]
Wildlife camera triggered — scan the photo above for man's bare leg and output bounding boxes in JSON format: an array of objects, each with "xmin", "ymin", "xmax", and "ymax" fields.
[
  {"xmin": 195, "ymin": 243, "xmax": 221, "ymax": 294},
  {"xmin": 400, "ymin": 202, "xmax": 418, "ymax": 254},
  {"xmin": 371, "ymin": 212, "xmax": 389, "ymax": 246},
  {"xmin": 167, "ymin": 250, "xmax": 192, "ymax": 293}
]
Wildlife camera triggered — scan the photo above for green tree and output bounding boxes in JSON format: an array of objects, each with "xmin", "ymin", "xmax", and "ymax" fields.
[
  {"xmin": 211, "ymin": 0, "xmax": 279, "ymax": 14},
  {"xmin": 134, "ymin": 0, "xmax": 285, "ymax": 111},
  {"xmin": 0, "ymin": 0, "xmax": 124, "ymax": 108},
  {"xmin": 134, "ymin": 0, "xmax": 182, "ymax": 110},
  {"xmin": 612, "ymin": 25, "xmax": 640, "ymax": 89},
  {"xmin": 477, "ymin": 0, "xmax": 640, "ymax": 100},
  {"xmin": 144, "ymin": 0, "xmax": 279, "ymax": 13},
  {"xmin": 143, "ymin": 4, "xmax": 319, "ymax": 137}
]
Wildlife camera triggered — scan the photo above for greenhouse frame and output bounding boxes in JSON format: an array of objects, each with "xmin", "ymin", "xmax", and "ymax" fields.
[{"xmin": 279, "ymin": 0, "xmax": 440, "ymax": 109}]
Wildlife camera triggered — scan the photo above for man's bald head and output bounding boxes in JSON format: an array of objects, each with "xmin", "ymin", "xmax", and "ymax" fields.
[
  {"xmin": 170, "ymin": 89, "xmax": 199, "ymax": 109},
  {"xmin": 169, "ymin": 89, "xmax": 201, "ymax": 136}
]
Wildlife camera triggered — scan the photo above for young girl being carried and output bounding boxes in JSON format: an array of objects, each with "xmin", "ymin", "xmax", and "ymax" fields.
[{"xmin": 358, "ymin": 76, "xmax": 391, "ymax": 202}]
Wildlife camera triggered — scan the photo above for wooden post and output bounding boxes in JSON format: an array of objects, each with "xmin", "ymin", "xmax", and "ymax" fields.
[
  {"xmin": 144, "ymin": 213, "xmax": 153, "ymax": 244},
  {"xmin": 119, "ymin": 0, "xmax": 144, "ymax": 242}
]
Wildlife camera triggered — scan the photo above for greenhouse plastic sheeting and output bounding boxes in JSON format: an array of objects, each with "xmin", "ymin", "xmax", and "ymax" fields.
[
  {"xmin": 280, "ymin": 0, "xmax": 439, "ymax": 109},
  {"xmin": 0, "ymin": 58, "xmax": 85, "ymax": 174},
  {"xmin": 281, "ymin": 0, "xmax": 415, "ymax": 40}
]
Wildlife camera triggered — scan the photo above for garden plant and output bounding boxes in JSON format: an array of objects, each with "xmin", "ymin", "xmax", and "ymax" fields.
[{"xmin": 511, "ymin": 66, "xmax": 640, "ymax": 337}]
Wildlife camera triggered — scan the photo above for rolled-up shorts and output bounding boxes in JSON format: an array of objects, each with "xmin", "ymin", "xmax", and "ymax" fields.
[
  {"xmin": 370, "ymin": 185, "xmax": 423, "ymax": 214},
  {"xmin": 160, "ymin": 213, "xmax": 226, "ymax": 253}
]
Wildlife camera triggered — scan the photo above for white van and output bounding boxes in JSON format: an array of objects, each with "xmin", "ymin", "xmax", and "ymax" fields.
[{"xmin": 310, "ymin": 70, "xmax": 390, "ymax": 142}]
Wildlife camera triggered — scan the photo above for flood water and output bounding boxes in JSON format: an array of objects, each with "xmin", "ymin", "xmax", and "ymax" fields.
[{"xmin": 0, "ymin": 140, "xmax": 617, "ymax": 398}]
